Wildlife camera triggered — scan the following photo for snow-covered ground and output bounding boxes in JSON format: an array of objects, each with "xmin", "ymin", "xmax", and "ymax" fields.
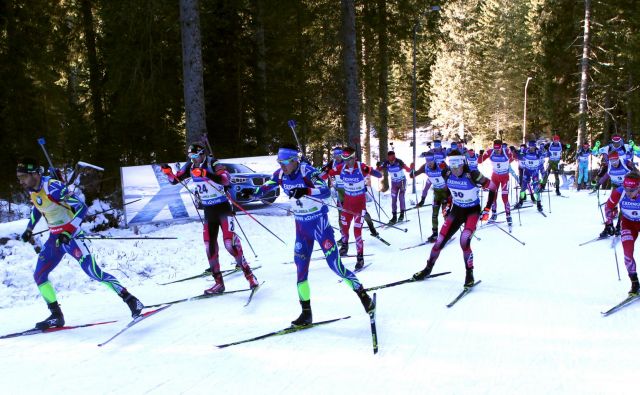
[{"xmin": 0, "ymin": 140, "xmax": 632, "ymax": 394}]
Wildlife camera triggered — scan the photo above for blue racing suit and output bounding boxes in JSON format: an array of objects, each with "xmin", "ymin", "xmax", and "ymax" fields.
[{"xmin": 254, "ymin": 162, "xmax": 363, "ymax": 302}]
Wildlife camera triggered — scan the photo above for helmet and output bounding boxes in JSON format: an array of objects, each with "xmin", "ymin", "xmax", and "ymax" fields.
[
  {"xmin": 553, "ymin": 135, "xmax": 560, "ymax": 142},
  {"xmin": 528, "ymin": 140, "xmax": 537, "ymax": 148},
  {"xmin": 608, "ymin": 150, "xmax": 620, "ymax": 160}
]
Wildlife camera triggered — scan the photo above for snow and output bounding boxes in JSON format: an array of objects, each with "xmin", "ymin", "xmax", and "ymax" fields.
[{"xmin": 0, "ymin": 148, "xmax": 635, "ymax": 394}]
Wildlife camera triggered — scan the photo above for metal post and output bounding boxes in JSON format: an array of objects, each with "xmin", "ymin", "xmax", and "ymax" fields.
[
  {"xmin": 522, "ymin": 77, "xmax": 533, "ymax": 144},
  {"xmin": 412, "ymin": 23, "xmax": 418, "ymax": 194}
]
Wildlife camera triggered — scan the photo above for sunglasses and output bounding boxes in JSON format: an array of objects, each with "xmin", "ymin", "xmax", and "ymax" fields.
[
  {"xmin": 624, "ymin": 186, "xmax": 640, "ymax": 194},
  {"xmin": 278, "ymin": 157, "xmax": 297, "ymax": 165}
]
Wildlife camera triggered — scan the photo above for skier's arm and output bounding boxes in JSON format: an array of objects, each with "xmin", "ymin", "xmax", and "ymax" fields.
[{"xmin": 361, "ymin": 163, "xmax": 382, "ymax": 178}]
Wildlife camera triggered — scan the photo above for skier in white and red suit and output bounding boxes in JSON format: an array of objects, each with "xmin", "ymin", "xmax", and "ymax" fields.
[{"xmin": 323, "ymin": 147, "xmax": 382, "ymax": 267}]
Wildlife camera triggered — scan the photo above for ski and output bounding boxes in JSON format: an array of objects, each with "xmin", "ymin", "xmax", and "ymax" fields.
[
  {"xmin": 364, "ymin": 271, "xmax": 451, "ymax": 292},
  {"xmin": 216, "ymin": 316, "xmax": 352, "ymax": 349},
  {"xmin": 446, "ymin": 280, "xmax": 482, "ymax": 308},
  {"xmin": 537, "ymin": 210, "xmax": 547, "ymax": 217},
  {"xmin": 400, "ymin": 236, "xmax": 457, "ymax": 251},
  {"xmin": 371, "ymin": 233, "xmax": 391, "ymax": 246},
  {"xmin": 284, "ymin": 255, "xmax": 371, "ymax": 265},
  {"xmin": 244, "ymin": 282, "xmax": 264, "ymax": 307},
  {"xmin": 145, "ymin": 282, "xmax": 265, "ymax": 308},
  {"xmin": 578, "ymin": 236, "xmax": 608, "ymax": 247},
  {"xmin": 405, "ymin": 204, "xmax": 432, "ymax": 212},
  {"xmin": 601, "ymin": 294, "xmax": 640, "ymax": 316},
  {"xmin": 369, "ymin": 293, "xmax": 378, "ymax": 354},
  {"xmin": 355, "ymin": 262, "xmax": 374, "ymax": 273},
  {"xmin": 97, "ymin": 304, "xmax": 171, "ymax": 347},
  {"xmin": 158, "ymin": 265, "xmax": 262, "ymax": 286},
  {"xmin": 1, "ymin": 320, "xmax": 116, "ymax": 340}
]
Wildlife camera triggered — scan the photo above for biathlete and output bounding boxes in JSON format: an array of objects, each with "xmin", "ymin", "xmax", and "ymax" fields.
[
  {"xmin": 16, "ymin": 158, "xmax": 144, "ymax": 329},
  {"xmin": 243, "ymin": 144, "xmax": 375, "ymax": 326},
  {"xmin": 413, "ymin": 151, "xmax": 497, "ymax": 287}
]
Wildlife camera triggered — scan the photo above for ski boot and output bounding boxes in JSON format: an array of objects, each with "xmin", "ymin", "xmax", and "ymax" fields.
[
  {"xmin": 337, "ymin": 238, "xmax": 344, "ymax": 248},
  {"xmin": 204, "ymin": 272, "xmax": 226, "ymax": 295},
  {"xmin": 600, "ymin": 224, "xmax": 614, "ymax": 238},
  {"xmin": 536, "ymin": 200, "xmax": 543, "ymax": 212},
  {"xmin": 121, "ymin": 290, "xmax": 144, "ymax": 318},
  {"xmin": 339, "ymin": 242, "xmax": 349, "ymax": 256},
  {"xmin": 506, "ymin": 214, "xmax": 513, "ymax": 228},
  {"xmin": 413, "ymin": 260, "xmax": 435, "ymax": 281},
  {"xmin": 490, "ymin": 212, "xmax": 497, "ymax": 222},
  {"xmin": 615, "ymin": 224, "xmax": 621, "ymax": 236},
  {"xmin": 355, "ymin": 253, "xmax": 365, "ymax": 270},
  {"xmin": 356, "ymin": 288, "xmax": 375, "ymax": 314},
  {"xmin": 513, "ymin": 199, "xmax": 525, "ymax": 210},
  {"xmin": 464, "ymin": 268, "xmax": 475, "ymax": 288},
  {"xmin": 291, "ymin": 300, "xmax": 313, "ymax": 326},
  {"xmin": 427, "ymin": 230, "xmax": 438, "ymax": 243},
  {"xmin": 388, "ymin": 213, "xmax": 398, "ymax": 225},
  {"xmin": 556, "ymin": 188, "xmax": 561, "ymax": 196},
  {"xmin": 629, "ymin": 274, "xmax": 639, "ymax": 296},
  {"xmin": 35, "ymin": 301, "xmax": 65, "ymax": 330},
  {"xmin": 398, "ymin": 210, "xmax": 405, "ymax": 222},
  {"xmin": 240, "ymin": 263, "xmax": 260, "ymax": 289}
]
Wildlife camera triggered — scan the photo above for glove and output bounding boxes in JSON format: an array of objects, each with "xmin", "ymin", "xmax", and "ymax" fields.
[
  {"xmin": 479, "ymin": 149, "xmax": 485, "ymax": 157},
  {"xmin": 629, "ymin": 140, "xmax": 635, "ymax": 148},
  {"xmin": 438, "ymin": 162, "xmax": 447, "ymax": 170},
  {"xmin": 57, "ymin": 231, "xmax": 73, "ymax": 246},
  {"xmin": 20, "ymin": 229, "xmax": 33, "ymax": 242},
  {"xmin": 160, "ymin": 164, "xmax": 173, "ymax": 175},
  {"xmin": 481, "ymin": 208, "xmax": 491, "ymax": 222},
  {"xmin": 376, "ymin": 161, "xmax": 382, "ymax": 168},
  {"xmin": 566, "ymin": 144, "xmax": 571, "ymax": 149},
  {"xmin": 409, "ymin": 169, "xmax": 415, "ymax": 179},
  {"xmin": 289, "ymin": 187, "xmax": 310, "ymax": 199},
  {"xmin": 191, "ymin": 167, "xmax": 207, "ymax": 177}
]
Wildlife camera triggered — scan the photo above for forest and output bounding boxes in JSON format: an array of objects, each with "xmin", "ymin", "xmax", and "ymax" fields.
[{"xmin": 1, "ymin": 0, "xmax": 639, "ymax": 200}]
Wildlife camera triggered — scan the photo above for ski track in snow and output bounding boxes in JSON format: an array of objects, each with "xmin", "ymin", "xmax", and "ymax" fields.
[{"xmin": 0, "ymin": 144, "xmax": 633, "ymax": 394}]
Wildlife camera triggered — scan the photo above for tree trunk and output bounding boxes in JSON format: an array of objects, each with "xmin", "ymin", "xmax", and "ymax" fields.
[
  {"xmin": 627, "ymin": 73, "xmax": 633, "ymax": 141},
  {"xmin": 377, "ymin": 0, "xmax": 389, "ymax": 191},
  {"xmin": 341, "ymin": 0, "xmax": 361, "ymax": 159},
  {"xmin": 577, "ymin": 0, "xmax": 591, "ymax": 147},
  {"xmin": 253, "ymin": 0, "xmax": 268, "ymax": 149},
  {"xmin": 603, "ymin": 93, "xmax": 612, "ymax": 142},
  {"xmin": 179, "ymin": 0, "xmax": 207, "ymax": 149},
  {"xmin": 80, "ymin": 0, "xmax": 106, "ymax": 162}
]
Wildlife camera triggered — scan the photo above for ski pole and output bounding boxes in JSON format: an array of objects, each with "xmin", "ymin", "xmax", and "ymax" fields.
[
  {"xmin": 77, "ymin": 236, "xmax": 178, "ymax": 240},
  {"xmin": 85, "ymin": 198, "xmax": 143, "ymax": 221},
  {"xmin": 612, "ymin": 236, "xmax": 621, "ymax": 281},
  {"xmin": 367, "ymin": 188, "xmax": 390, "ymax": 219},
  {"xmin": 492, "ymin": 223, "xmax": 526, "ymax": 246},
  {"xmin": 547, "ymin": 180, "xmax": 551, "ymax": 213},
  {"xmin": 414, "ymin": 183, "xmax": 423, "ymax": 241},
  {"xmin": 302, "ymin": 195, "xmax": 408, "ymax": 232},
  {"xmin": 225, "ymin": 192, "xmax": 287, "ymax": 245},
  {"xmin": 201, "ymin": 177, "xmax": 287, "ymax": 245},
  {"xmin": 233, "ymin": 214, "xmax": 258, "ymax": 258}
]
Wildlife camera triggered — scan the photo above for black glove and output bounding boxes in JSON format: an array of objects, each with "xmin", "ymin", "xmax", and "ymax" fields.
[
  {"xmin": 479, "ymin": 149, "xmax": 484, "ymax": 157},
  {"xmin": 20, "ymin": 229, "xmax": 33, "ymax": 242},
  {"xmin": 376, "ymin": 161, "xmax": 382, "ymax": 168},
  {"xmin": 289, "ymin": 187, "xmax": 310, "ymax": 199},
  {"xmin": 57, "ymin": 231, "xmax": 72, "ymax": 246}
]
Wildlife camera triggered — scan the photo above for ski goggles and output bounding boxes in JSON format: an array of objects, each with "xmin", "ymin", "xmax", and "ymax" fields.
[
  {"xmin": 277, "ymin": 147, "xmax": 299, "ymax": 165},
  {"xmin": 341, "ymin": 151, "xmax": 356, "ymax": 160},
  {"xmin": 448, "ymin": 155, "xmax": 465, "ymax": 169}
]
